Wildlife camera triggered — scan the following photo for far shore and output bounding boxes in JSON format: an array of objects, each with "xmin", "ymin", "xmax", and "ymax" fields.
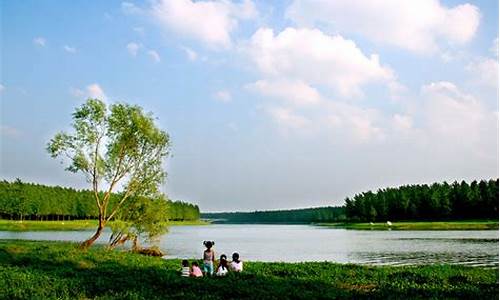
[
  {"xmin": 0, "ymin": 219, "xmax": 498, "ymax": 232},
  {"xmin": 0, "ymin": 219, "xmax": 210, "ymax": 232},
  {"xmin": 318, "ymin": 220, "xmax": 499, "ymax": 230}
]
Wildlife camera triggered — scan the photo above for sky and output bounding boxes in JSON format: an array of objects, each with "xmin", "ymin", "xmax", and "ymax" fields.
[{"xmin": 0, "ymin": 0, "xmax": 498, "ymax": 212}]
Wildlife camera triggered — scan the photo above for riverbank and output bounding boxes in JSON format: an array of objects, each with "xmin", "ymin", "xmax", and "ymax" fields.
[
  {"xmin": 319, "ymin": 220, "xmax": 499, "ymax": 230},
  {"xmin": 0, "ymin": 240, "xmax": 497, "ymax": 299},
  {"xmin": 0, "ymin": 219, "xmax": 210, "ymax": 231}
]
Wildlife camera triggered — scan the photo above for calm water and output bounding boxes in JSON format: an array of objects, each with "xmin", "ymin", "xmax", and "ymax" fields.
[{"xmin": 0, "ymin": 224, "xmax": 498, "ymax": 267}]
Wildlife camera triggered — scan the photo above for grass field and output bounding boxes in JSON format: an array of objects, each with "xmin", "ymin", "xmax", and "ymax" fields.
[
  {"xmin": 320, "ymin": 220, "xmax": 499, "ymax": 230},
  {"xmin": 0, "ymin": 219, "xmax": 210, "ymax": 231},
  {"xmin": 0, "ymin": 240, "xmax": 497, "ymax": 299}
]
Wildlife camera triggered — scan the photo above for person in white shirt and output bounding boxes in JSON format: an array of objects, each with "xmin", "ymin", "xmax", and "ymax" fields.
[
  {"xmin": 216, "ymin": 254, "xmax": 228, "ymax": 276},
  {"xmin": 229, "ymin": 252, "xmax": 243, "ymax": 272}
]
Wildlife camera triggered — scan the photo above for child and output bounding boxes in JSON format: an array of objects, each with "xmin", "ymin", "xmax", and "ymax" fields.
[
  {"xmin": 216, "ymin": 254, "xmax": 228, "ymax": 277},
  {"xmin": 202, "ymin": 241, "xmax": 215, "ymax": 276},
  {"xmin": 229, "ymin": 252, "xmax": 243, "ymax": 272},
  {"xmin": 181, "ymin": 259, "xmax": 190, "ymax": 277},
  {"xmin": 191, "ymin": 261, "xmax": 203, "ymax": 277}
]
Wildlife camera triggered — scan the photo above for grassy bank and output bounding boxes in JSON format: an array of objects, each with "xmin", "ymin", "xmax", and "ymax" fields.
[
  {"xmin": 0, "ymin": 240, "xmax": 497, "ymax": 299},
  {"xmin": 0, "ymin": 219, "xmax": 209, "ymax": 231},
  {"xmin": 320, "ymin": 220, "xmax": 499, "ymax": 230}
]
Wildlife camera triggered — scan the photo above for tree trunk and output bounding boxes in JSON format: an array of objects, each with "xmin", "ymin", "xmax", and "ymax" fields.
[{"xmin": 80, "ymin": 218, "xmax": 105, "ymax": 249}]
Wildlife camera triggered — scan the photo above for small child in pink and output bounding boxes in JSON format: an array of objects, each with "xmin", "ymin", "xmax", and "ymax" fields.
[{"xmin": 191, "ymin": 261, "xmax": 203, "ymax": 277}]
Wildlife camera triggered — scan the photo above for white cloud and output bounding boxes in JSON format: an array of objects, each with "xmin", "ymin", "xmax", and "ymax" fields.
[
  {"xmin": 147, "ymin": 50, "xmax": 161, "ymax": 62},
  {"xmin": 150, "ymin": 0, "xmax": 257, "ymax": 49},
  {"xmin": 421, "ymin": 82, "xmax": 495, "ymax": 145},
  {"xmin": 181, "ymin": 46, "xmax": 198, "ymax": 61},
  {"xmin": 266, "ymin": 107, "xmax": 310, "ymax": 130},
  {"xmin": 286, "ymin": 0, "xmax": 480, "ymax": 54},
  {"xmin": 466, "ymin": 57, "xmax": 498, "ymax": 87},
  {"xmin": 126, "ymin": 42, "xmax": 141, "ymax": 56},
  {"xmin": 63, "ymin": 45, "xmax": 77, "ymax": 53},
  {"xmin": 213, "ymin": 90, "xmax": 232, "ymax": 102},
  {"xmin": 71, "ymin": 84, "xmax": 107, "ymax": 101},
  {"xmin": 33, "ymin": 37, "xmax": 46, "ymax": 47},
  {"xmin": 392, "ymin": 114, "xmax": 413, "ymax": 131},
  {"xmin": 246, "ymin": 79, "xmax": 322, "ymax": 106},
  {"xmin": 0, "ymin": 84, "xmax": 4, "ymax": 93},
  {"xmin": 245, "ymin": 27, "xmax": 394, "ymax": 97}
]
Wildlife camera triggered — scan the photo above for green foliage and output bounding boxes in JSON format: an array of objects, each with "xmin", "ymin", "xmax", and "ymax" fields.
[
  {"xmin": 46, "ymin": 98, "xmax": 171, "ymax": 246},
  {"xmin": 345, "ymin": 179, "xmax": 499, "ymax": 222},
  {"xmin": 0, "ymin": 240, "xmax": 498, "ymax": 299},
  {"xmin": 202, "ymin": 207, "xmax": 345, "ymax": 224},
  {"xmin": 0, "ymin": 179, "xmax": 200, "ymax": 222}
]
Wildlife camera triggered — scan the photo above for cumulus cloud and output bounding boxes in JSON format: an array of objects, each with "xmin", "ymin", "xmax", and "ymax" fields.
[
  {"xmin": 466, "ymin": 57, "xmax": 498, "ymax": 87},
  {"xmin": 213, "ymin": 90, "xmax": 232, "ymax": 102},
  {"xmin": 421, "ymin": 81, "xmax": 496, "ymax": 147},
  {"xmin": 150, "ymin": 0, "xmax": 257, "ymax": 49},
  {"xmin": 244, "ymin": 27, "xmax": 394, "ymax": 97},
  {"xmin": 71, "ymin": 83, "xmax": 108, "ymax": 101},
  {"xmin": 126, "ymin": 42, "xmax": 141, "ymax": 56},
  {"xmin": 63, "ymin": 45, "xmax": 77, "ymax": 53},
  {"xmin": 286, "ymin": 0, "xmax": 480, "ymax": 53},
  {"xmin": 266, "ymin": 107, "xmax": 310, "ymax": 130},
  {"xmin": 147, "ymin": 50, "xmax": 161, "ymax": 62},
  {"xmin": 246, "ymin": 79, "xmax": 322, "ymax": 107},
  {"xmin": 33, "ymin": 37, "xmax": 46, "ymax": 47}
]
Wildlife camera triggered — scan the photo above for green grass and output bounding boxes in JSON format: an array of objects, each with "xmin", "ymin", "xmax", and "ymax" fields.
[
  {"xmin": 0, "ymin": 219, "xmax": 210, "ymax": 231},
  {"xmin": 0, "ymin": 240, "xmax": 497, "ymax": 299},
  {"xmin": 320, "ymin": 220, "xmax": 499, "ymax": 230}
]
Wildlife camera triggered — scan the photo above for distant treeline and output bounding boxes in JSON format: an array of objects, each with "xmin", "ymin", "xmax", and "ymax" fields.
[
  {"xmin": 203, "ymin": 179, "xmax": 498, "ymax": 224},
  {"xmin": 345, "ymin": 179, "xmax": 499, "ymax": 221},
  {"xmin": 202, "ymin": 206, "xmax": 346, "ymax": 224},
  {"xmin": 0, "ymin": 179, "xmax": 200, "ymax": 221}
]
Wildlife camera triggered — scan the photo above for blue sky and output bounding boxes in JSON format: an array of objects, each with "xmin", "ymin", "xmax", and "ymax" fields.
[{"xmin": 1, "ymin": 0, "xmax": 498, "ymax": 211}]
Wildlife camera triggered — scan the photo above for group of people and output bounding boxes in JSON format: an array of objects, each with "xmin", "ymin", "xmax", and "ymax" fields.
[{"xmin": 181, "ymin": 240, "xmax": 243, "ymax": 277}]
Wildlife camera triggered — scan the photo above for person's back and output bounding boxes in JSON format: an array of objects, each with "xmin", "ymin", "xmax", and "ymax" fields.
[
  {"xmin": 216, "ymin": 254, "xmax": 228, "ymax": 277},
  {"xmin": 202, "ymin": 241, "xmax": 215, "ymax": 276},
  {"xmin": 191, "ymin": 262, "xmax": 203, "ymax": 277},
  {"xmin": 181, "ymin": 259, "xmax": 190, "ymax": 277}
]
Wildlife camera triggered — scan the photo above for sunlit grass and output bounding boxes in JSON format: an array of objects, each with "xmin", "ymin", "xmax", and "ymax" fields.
[
  {"xmin": 0, "ymin": 240, "xmax": 497, "ymax": 299},
  {"xmin": 0, "ymin": 219, "xmax": 210, "ymax": 231}
]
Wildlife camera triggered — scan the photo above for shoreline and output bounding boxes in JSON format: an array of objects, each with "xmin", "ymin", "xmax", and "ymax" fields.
[{"xmin": 0, "ymin": 240, "xmax": 497, "ymax": 299}]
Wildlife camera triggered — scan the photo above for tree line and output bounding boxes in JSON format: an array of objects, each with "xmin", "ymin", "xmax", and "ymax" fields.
[
  {"xmin": 202, "ymin": 206, "xmax": 346, "ymax": 224},
  {"xmin": 0, "ymin": 179, "xmax": 200, "ymax": 222},
  {"xmin": 345, "ymin": 179, "xmax": 499, "ymax": 221}
]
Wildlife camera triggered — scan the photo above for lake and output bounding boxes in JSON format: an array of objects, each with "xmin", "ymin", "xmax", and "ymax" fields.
[{"xmin": 0, "ymin": 224, "xmax": 498, "ymax": 267}]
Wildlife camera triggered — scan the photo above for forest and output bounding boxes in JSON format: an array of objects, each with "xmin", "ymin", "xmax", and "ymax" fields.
[
  {"xmin": 202, "ymin": 206, "xmax": 346, "ymax": 223},
  {"xmin": 345, "ymin": 179, "xmax": 499, "ymax": 221},
  {"xmin": 204, "ymin": 179, "xmax": 498, "ymax": 223},
  {"xmin": 0, "ymin": 179, "xmax": 200, "ymax": 221}
]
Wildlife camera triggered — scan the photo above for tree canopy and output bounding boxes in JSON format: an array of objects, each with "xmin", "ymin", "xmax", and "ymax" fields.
[{"xmin": 47, "ymin": 99, "xmax": 171, "ymax": 247}]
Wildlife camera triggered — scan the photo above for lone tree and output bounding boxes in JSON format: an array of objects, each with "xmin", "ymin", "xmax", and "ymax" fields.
[{"xmin": 47, "ymin": 99, "xmax": 170, "ymax": 248}]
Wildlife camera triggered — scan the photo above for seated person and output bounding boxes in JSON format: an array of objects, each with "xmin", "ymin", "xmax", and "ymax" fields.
[
  {"xmin": 181, "ymin": 259, "xmax": 190, "ymax": 277},
  {"xmin": 216, "ymin": 254, "xmax": 228, "ymax": 276},
  {"xmin": 229, "ymin": 252, "xmax": 243, "ymax": 272},
  {"xmin": 191, "ymin": 261, "xmax": 203, "ymax": 277}
]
